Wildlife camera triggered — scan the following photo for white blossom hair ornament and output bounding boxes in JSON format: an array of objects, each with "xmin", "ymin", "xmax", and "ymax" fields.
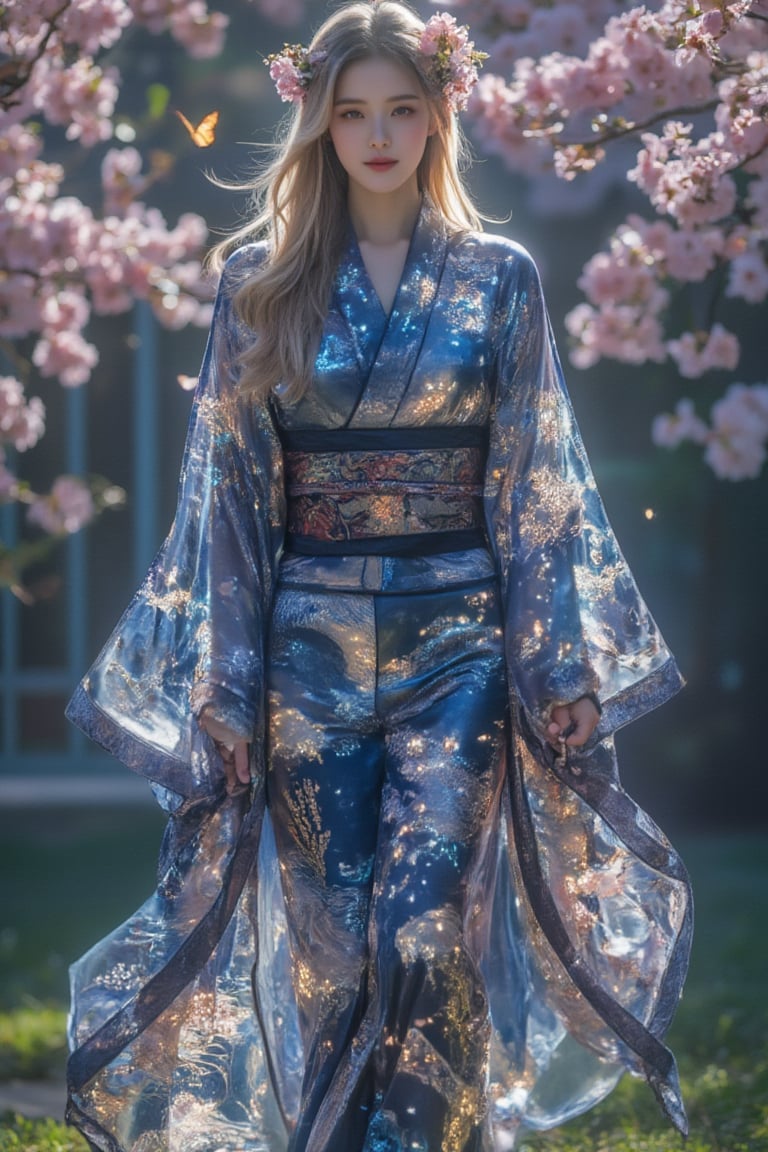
[
  {"xmin": 418, "ymin": 11, "xmax": 487, "ymax": 112},
  {"xmin": 266, "ymin": 44, "xmax": 328, "ymax": 104}
]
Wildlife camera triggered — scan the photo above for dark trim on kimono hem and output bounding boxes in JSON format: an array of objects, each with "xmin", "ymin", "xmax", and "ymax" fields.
[
  {"xmin": 507, "ymin": 745, "xmax": 689, "ymax": 1135},
  {"xmin": 66, "ymin": 683, "xmax": 209, "ymax": 802},
  {"xmin": 67, "ymin": 784, "xmax": 265, "ymax": 1094},
  {"xmin": 66, "ymin": 1094, "xmax": 123, "ymax": 1152},
  {"xmin": 598, "ymin": 656, "xmax": 685, "ymax": 737},
  {"xmin": 550, "ymin": 750, "xmax": 694, "ymax": 1048}
]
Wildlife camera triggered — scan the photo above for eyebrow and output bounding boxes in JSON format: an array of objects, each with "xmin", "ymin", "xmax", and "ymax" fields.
[{"xmin": 334, "ymin": 93, "xmax": 422, "ymax": 105}]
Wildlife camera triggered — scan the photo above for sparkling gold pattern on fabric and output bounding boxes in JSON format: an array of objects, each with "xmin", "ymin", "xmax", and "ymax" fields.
[
  {"xmin": 393, "ymin": 1027, "xmax": 486, "ymax": 1152},
  {"xmin": 65, "ymin": 201, "xmax": 691, "ymax": 1152},
  {"xmin": 284, "ymin": 778, "xmax": 332, "ymax": 881}
]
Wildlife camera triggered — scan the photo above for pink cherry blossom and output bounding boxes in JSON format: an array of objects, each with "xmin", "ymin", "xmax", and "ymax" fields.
[
  {"xmin": 704, "ymin": 383, "xmax": 768, "ymax": 478},
  {"xmin": 169, "ymin": 2, "xmax": 228, "ymax": 59},
  {"xmin": 666, "ymin": 324, "xmax": 740, "ymax": 378},
  {"xmin": 726, "ymin": 248, "xmax": 768, "ymax": 303},
  {"xmin": 653, "ymin": 382, "xmax": 768, "ymax": 479},
  {"xmin": 527, "ymin": 5, "xmax": 588, "ymax": 55},
  {"xmin": 462, "ymin": 0, "xmax": 764, "ymax": 480},
  {"xmin": 714, "ymin": 381, "xmax": 768, "ymax": 436},
  {"xmin": 129, "ymin": 0, "xmax": 228, "ymax": 56},
  {"xmin": 0, "ymin": 276, "xmax": 44, "ymax": 338},
  {"xmin": 101, "ymin": 146, "xmax": 145, "ymax": 213},
  {"xmin": 663, "ymin": 227, "xmax": 724, "ymax": 282},
  {"xmin": 651, "ymin": 399, "xmax": 709, "ymax": 448},
  {"xmin": 577, "ymin": 247, "xmax": 659, "ymax": 308},
  {"xmin": 39, "ymin": 288, "xmax": 91, "ymax": 333},
  {"xmin": 566, "ymin": 300, "xmax": 667, "ymax": 369},
  {"xmin": 420, "ymin": 12, "xmax": 462, "ymax": 56},
  {"xmin": 0, "ymin": 125, "xmax": 42, "ymax": 178},
  {"xmin": 0, "ymin": 376, "xmax": 46, "ymax": 452},
  {"xmin": 705, "ymin": 435, "xmax": 766, "ymax": 480},
  {"xmin": 58, "ymin": 0, "xmax": 132, "ymax": 54},
  {"xmin": 269, "ymin": 54, "xmax": 308, "ymax": 104},
  {"xmin": 629, "ymin": 126, "xmax": 740, "ymax": 227},
  {"xmin": 27, "ymin": 475, "xmax": 96, "ymax": 535},
  {"xmin": 418, "ymin": 12, "xmax": 486, "ymax": 111},
  {"xmin": 31, "ymin": 55, "xmax": 120, "ymax": 145},
  {"xmin": 0, "ymin": 0, "xmax": 230, "ymax": 569},
  {"xmin": 468, "ymin": 75, "xmax": 546, "ymax": 174},
  {"xmin": 32, "ymin": 330, "xmax": 100, "ymax": 388}
]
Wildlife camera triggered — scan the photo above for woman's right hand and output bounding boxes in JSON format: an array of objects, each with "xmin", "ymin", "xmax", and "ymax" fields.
[{"xmin": 198, "ymin": 712, "xmax": 251, "ymax": 793}]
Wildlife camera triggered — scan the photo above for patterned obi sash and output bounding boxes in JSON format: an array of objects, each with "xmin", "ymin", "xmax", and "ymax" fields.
[{"xmin": 279, "ymin": 426, "xmax": 488, "ymax": 556}]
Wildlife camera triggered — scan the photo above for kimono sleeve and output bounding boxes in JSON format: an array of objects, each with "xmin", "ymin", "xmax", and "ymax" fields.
[
  {"xmin": 66, "ymin": 245, "xmax": 285, "ymax": 803},
  {"xmin": 484, "ymin": 246, "xmax": 692, "ymax": 1136},
  {"xmin": 484, "ymin": 245, "xmax": 683, "ymax": 738}
]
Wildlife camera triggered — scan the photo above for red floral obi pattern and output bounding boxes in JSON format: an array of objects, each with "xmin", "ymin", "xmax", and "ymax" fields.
[{"xmin": 280, "ymin": 427, "xmax": 488, "ymax": 556}]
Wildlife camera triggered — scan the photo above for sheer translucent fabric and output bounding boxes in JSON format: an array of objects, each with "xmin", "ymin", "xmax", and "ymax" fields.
[{"xmin": 66, "ymin": 200, "xmax": 691, "ymax": 1151}]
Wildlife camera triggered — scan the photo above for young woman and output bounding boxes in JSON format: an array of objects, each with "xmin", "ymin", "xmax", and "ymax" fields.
[{"xmin": 66, "ymin": 4, "xmax": 692, "ymax": 1150}]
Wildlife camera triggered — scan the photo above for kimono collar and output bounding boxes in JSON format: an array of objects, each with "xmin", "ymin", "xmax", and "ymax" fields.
[{"xmin": 335, "ymin": 196, "xmax": 451, "ymax": 427}]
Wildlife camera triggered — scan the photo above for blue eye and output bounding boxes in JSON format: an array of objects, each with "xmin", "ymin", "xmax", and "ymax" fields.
[{"xmin": 393, "ymin": 105, "xmax": 415, "ymax": 116}]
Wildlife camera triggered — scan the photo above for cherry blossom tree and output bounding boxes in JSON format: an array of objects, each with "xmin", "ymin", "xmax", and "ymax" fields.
[
  {"xmin": 0, "ymin": 0, "xmax": 228, "ymax": 597},
  {"xmin": 461, "ymin": 0, "xmax": 768, "ymax": 479}
]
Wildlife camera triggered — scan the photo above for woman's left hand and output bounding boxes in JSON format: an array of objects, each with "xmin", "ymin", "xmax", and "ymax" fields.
[
  {"xmin": 198, "ymin": 711, "xmax": 251, "ymax": 793},
  {"xmin": 546, "ymin": 696, "xmax": 600, "ymax": 750}
]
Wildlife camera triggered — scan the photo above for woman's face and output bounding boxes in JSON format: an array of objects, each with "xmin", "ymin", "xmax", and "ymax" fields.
[{"xmin": 328, "ymin": 55, "xmax": 433, "ymax": 200}]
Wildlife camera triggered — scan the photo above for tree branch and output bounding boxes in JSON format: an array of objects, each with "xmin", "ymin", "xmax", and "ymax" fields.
[
  {"xmin": 561, "ymin": 101, "xmax": 720, "ymax": 149},
  {"xmin": 0, "ymin": 1, "xmax": 73, "ymax": 110},
  {"xmin": 0, "ymin": 337, "xmax": 33, "ymax": 382}
]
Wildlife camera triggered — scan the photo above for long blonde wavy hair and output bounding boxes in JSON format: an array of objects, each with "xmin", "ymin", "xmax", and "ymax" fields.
[{"xmin": 209, "ymin": 0, "xmax": 482, "ymax": 404}]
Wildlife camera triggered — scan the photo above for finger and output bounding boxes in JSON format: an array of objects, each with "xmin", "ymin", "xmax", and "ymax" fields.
[
  {"xmin": 565, "ymin": 718, "xmax": 589, "ymax": 746},
  {"xmin": 223, "ymin": 759, "xmax": 238, "ymax": 794},
  {"xmin": 213, "ymin": 740, "xmax": 238, "ymax": 794},
  {"xmin": 550, "ymin": 705, "xmax": 570, "ymax": 730},
  {"xmin": 565, "ymin": 709, "xmax": 597, "ymax": 747},
  {"xmin": 545, "ymin": 705, "xmax": 573, "ymax": 747},
  {"xmin": 234, "ymin": 742, "xmax": 250, "ymax": 785},
  {"xmin": 545, "ymin": 724, "xmax": 561, "ymax": 748}
]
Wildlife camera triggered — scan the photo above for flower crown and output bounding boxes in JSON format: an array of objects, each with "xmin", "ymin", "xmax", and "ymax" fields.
[{"xmin": 265, "ymin": 12, "xmax": 486, "ymax": 113}]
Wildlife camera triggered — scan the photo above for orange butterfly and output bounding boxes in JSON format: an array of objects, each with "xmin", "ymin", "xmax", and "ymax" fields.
[{"xmin": 175, "ymin": 109, "xmax": 219, "ymax": 148}]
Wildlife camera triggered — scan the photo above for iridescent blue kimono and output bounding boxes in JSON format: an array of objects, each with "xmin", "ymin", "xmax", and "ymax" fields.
[{"xmin": 66, "ymin": 199, "xmax": 691, "ymax": 1152}]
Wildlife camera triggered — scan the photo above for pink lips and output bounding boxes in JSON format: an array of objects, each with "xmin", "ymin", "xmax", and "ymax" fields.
[{"xmin": 364, "ymin": 160, "xmax": 397, "ymax": 170}]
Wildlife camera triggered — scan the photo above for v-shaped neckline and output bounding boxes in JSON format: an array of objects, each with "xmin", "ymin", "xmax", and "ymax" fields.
[
  {"xmin": 331, "ymin": 196, "xmax": 452, "ymax": 428},
  {"xmin": 347, "ymin": 205, "xmax": 423, "ymax": 323}
]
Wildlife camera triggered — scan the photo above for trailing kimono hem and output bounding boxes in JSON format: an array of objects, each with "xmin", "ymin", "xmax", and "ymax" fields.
[{"xmin": 65, "ymin": 201, "xmax": 692, "ymax": 1151}]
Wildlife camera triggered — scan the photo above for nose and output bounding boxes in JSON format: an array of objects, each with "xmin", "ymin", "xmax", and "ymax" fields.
[{"xmin": 369, "ymin": 114, "xmax": 390, "ymax": 149}]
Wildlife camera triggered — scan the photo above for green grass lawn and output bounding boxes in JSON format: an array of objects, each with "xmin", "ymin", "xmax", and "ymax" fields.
[{"xmin": 0, "ymin": 806, "xmax": 766, "ymax": 1150}]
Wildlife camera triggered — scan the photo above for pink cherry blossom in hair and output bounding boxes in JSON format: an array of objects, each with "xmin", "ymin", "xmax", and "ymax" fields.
[
  {"xmin": 418, "ymin": 11, "xmax": 487, "ymax": 112},
  {"xmin": 266, "ymin": 44, "xmax": 328, "ymax": 104}
]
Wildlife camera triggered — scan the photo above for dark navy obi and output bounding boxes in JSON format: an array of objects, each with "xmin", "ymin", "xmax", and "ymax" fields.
[{"xmin": 279, "ymin": 426, "xmax": 488, "ymax": 556}]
